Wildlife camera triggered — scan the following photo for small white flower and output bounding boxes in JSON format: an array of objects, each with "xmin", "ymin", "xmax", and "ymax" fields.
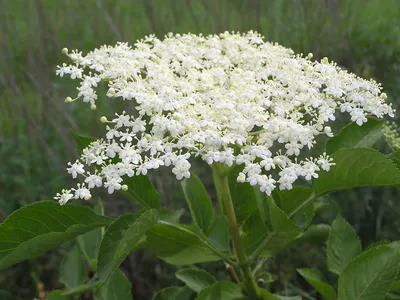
[
  {"xmin": 85, "ymin": 174, "xmax": 103, "ymax": 189},
  {"xmin": 74, "ymin": 185, "xmax": 92, "ymax": 200},
  {"xmin": 104, "ymin": 178, "xmax": 122, "ymax": 194},
  {"xmin": 54, "ymin": 189, "xmax": 74, "ymax": 205},
  {"xmin": 67, "ymin": 161, "xmax": 85, "ymax": 179}
]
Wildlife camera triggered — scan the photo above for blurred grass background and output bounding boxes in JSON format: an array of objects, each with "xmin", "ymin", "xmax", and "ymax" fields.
[{"xmin": 1, "ymin": 0, "xmax": 400, "ymax": 299}]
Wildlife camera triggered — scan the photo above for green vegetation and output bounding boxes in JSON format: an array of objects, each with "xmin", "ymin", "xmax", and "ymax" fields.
[{"xmin": 1, "ymin": 0, "xmax": 400, "ymax": 299}]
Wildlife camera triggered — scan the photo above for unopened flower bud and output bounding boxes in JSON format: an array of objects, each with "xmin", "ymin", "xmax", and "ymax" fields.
[
  {"xmin": 381, "ymin": 93, "xmax": 388, "ymax": 100},
  {"xmin": 91, "ymin": 104, "xmax": 97, "ymax": 110},
  {"xmin": 257, "ymin": 278, "xmax": 265, "ymax": 287},
  {"xmin": 121, "ymin": 184, "xmax": 128, "ymax": 191},
  {"xmin": 108, "ymin": 88, "xmax": 115, "ymax": 95},
  {"xmin": 237, "ymin": 172, "xmax": 246, "ymax": 183},
  {"xmin": 321, "ymin": 57, "xmax": 329, "ymax": 64},
  {"xmin": 307, "ymin": 53, "xmax": 313, "ymax": 59},
  {"xmin": 84, "ymin": 193, "xmax": 92, "ymax": 201},
  {"xmin": 100, "ymin": 116, "xmax": 108, "ymax": 123},
  {"xmin": 324, "ymin": 126, "xmax": 333, "ymax": 137},
  {"xmin": 62, "ymin": 48, "xmax": 68, "ymax": 54},
  {"xmin": 274, "ymin": 157, "xmax": 282, "ymax": 166},
  {"xmin": 65, "ymin": 97, "xmax": 72, "ymax": 103}
]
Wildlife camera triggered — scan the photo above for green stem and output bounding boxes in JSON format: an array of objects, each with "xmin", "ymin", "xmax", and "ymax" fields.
[{"xmin": 213, "ymin": 164, "xmax": 261, "ymax": 299}]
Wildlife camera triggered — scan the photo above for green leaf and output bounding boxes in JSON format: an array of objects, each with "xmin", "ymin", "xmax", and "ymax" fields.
[
  {"xmin": 147, "ymin": 223, "xmax": 220, "ymax": 265},
  {"xmin": 243, "ymin": 210, "xmax": 269, "ymax": 256},
  {"xmin": 153, "ymin": 286, "xmax": 194, "ymax": 300},
  {"xmin": 94, "ymin": 269, "xmax": 133, "ymax": 300},
  {"xmin": 327, "ymin": 215, "xmax": 362, "ymax": 276},
  {"xmin": 62, "ymin": 280, "xmax": 99, "ymax": 296},
  {"xmin": 391, "ymin": 280, "xmax": 400, "ymax": 292},
  {"xmin": 182, "ymin": 174, "xmax": 214, "ymax": 232},
  {"xmin": 338, "ymin": 244, "xmax": 400, "ymax": 300},
  {"xmin": 60, "ymin": 244, "xmax": 87, "ymax": 288},
  {"xmin": 96, "ymin": 213, "xmax": 139, "ymax": 283},
  {"xmin": 46, "ymin": 290, "xmax": 73, "ymax": 300},
  {"xmin": 77, "ymin": 199, "xmax": 104, "ymax": 270},
  {"xmin": 255, "ymin": 272, "xmax": 277, "ymax": 284},
  {"xmin": 388, "ymin": 150, "xmax": 400, "ymax": 169},
  {"xmin": 123, "ymin": 175, "xmax": 160, "ymax": 209},
  {"xmin": 158, "ymin": 208, "xmax": 185, "ymax": 224},
  {"xmin": 326, "ymin": 118, "xmax": 383, "ymax": 154},
  {"xmin": 0, "ymin": 201, "xmax": 111, "ymax": 269},
  {"xmin": 196, "ymin": 281, "xmax": 244, "ymax": 299},
  {"xmin": 97, "ymin": 209, "xmax": 158, "ymax": 283},
  {"xmin": 207, "ymin": 215, "xmax": 229, "ymax": 251},
  {"xmin": 313, "ymin": 148, "xmax": 400, "ymax": 196},
  {"xmin": 297, "ymin": 268, "xmax": 336, "ymax": 300},
  {"xmin": 259, "ymin": 290, "xmax": 301, "ymax": 300},
  {"xmin": 257, "ymin": 197, "xmax": 302, "ymax": 258},
  {"xmin": 296, "ymin": 224, "xmax": 331, "ymax": 245},
  {"xmin": 273, "ymin": 187, "xmax": 314, "ymax": 227},
  {"xmin": 176, "ymin": 268, "xmax": 217, "ymax": 293},
  {"xmin": 228, "ymin": 165, "xmax": 258, "ymax": 224},
  {"xmin": 71, "ymin": 129, "xmax": 97, "ymax": 154},
  {"xmin": 385, "ymin": 292, "xmax": 400, "ymax": 300}
]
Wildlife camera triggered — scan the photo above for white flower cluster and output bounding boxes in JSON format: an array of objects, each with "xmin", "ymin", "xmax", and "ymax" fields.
[
  {"xmin": 382, "ymin": 121, "xmax": 400, "ymax": 151},
  {"xmin": 55, "ymin": 31, "xmax": 394, "ymax": 204}
]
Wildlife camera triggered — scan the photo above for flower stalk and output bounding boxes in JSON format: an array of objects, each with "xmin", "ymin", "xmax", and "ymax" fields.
[{"xmin": 213, "ymin": 164, "xmax": 261, "ymax": 299}]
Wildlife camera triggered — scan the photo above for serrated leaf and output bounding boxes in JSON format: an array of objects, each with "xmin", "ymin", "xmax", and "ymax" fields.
[
  {"xmin": 147, "ymin": 223, "xmax": 220, "ymax": 265},
  {"xmin": 338, "ymin": 244, "xmax": 400, "ymax": 300},
  {"xmin": 176, "ymin": 268, "xmax": 217, "ymax": 293},
  {"xmin": 196, "ymin": 281, "xmax": 244, "ymax": 299},
  {"xmin": 77, "ymin": 199, "xmax": 104, "ymax": 270},
  {"xmin": 313, "ymin": 148, "xmax": 400, "ymax": 196},
  {"xmin": 0, "ymin": 201, "xmax": 112, "ymax": 269},
  {"xmin": 257, "ymin": 197, "xmax": 302, "ymax": 258},
  {"xmin": 207, "ymin": 215, "xmax": 229, "ymax": 251},
  {"xmin": 243, "ymin": 210, "xmax": 269, "ymax": 256},
  {"xmin": 96, "ymin": 214, "xmax": 138, "ymax": 282},
  {"xmin": 94, "ymin": 269, "xmax": 133, "ymax": 300},
  {"xmin": 97, "ymin": 209, "xmax": 158, "ymax": 283},
  {"xmin": 71, "ymin": 129, "xmax": 97, "ymax": 154},
  {"xmin": 273, "ymin": 187, "xmax": 314, "ymax": 227},
  {"xmin": 153, "ymin": 286, "xmax": 194, "ymax": 300},
  {"xmin": 60, "ymin": 244, "xmax": 87, "ymax": 288},
  {"xmin": 327, "ymin": 215, "xmax": 362, "ymax": 276},
  {"xmin": 123, "ymin": 175, "xmax": 160, "ymax": 209},
  {"xmin": 297, "ymin": 268, "xmax": 336, "ymax": 300},
  {"xmin": 296, "ymin": 224, "xmax": 331, "ymax": 245},
  {"xmin": 228, "ymin": 165, "xmax": 258, "ymax": 224},
  {"xmin": 182, "ymin": 174, "xmax": 214, "ymax": 232},
  {"xmin": 326, "ymin": 118, "xmax": 383, "ymax": 154}
]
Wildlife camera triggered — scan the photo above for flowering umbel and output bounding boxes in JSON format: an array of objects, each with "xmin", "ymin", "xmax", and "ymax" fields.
[{"xmin": 55, "ymin": 31, "xmax": 394, "ymax": 205}]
